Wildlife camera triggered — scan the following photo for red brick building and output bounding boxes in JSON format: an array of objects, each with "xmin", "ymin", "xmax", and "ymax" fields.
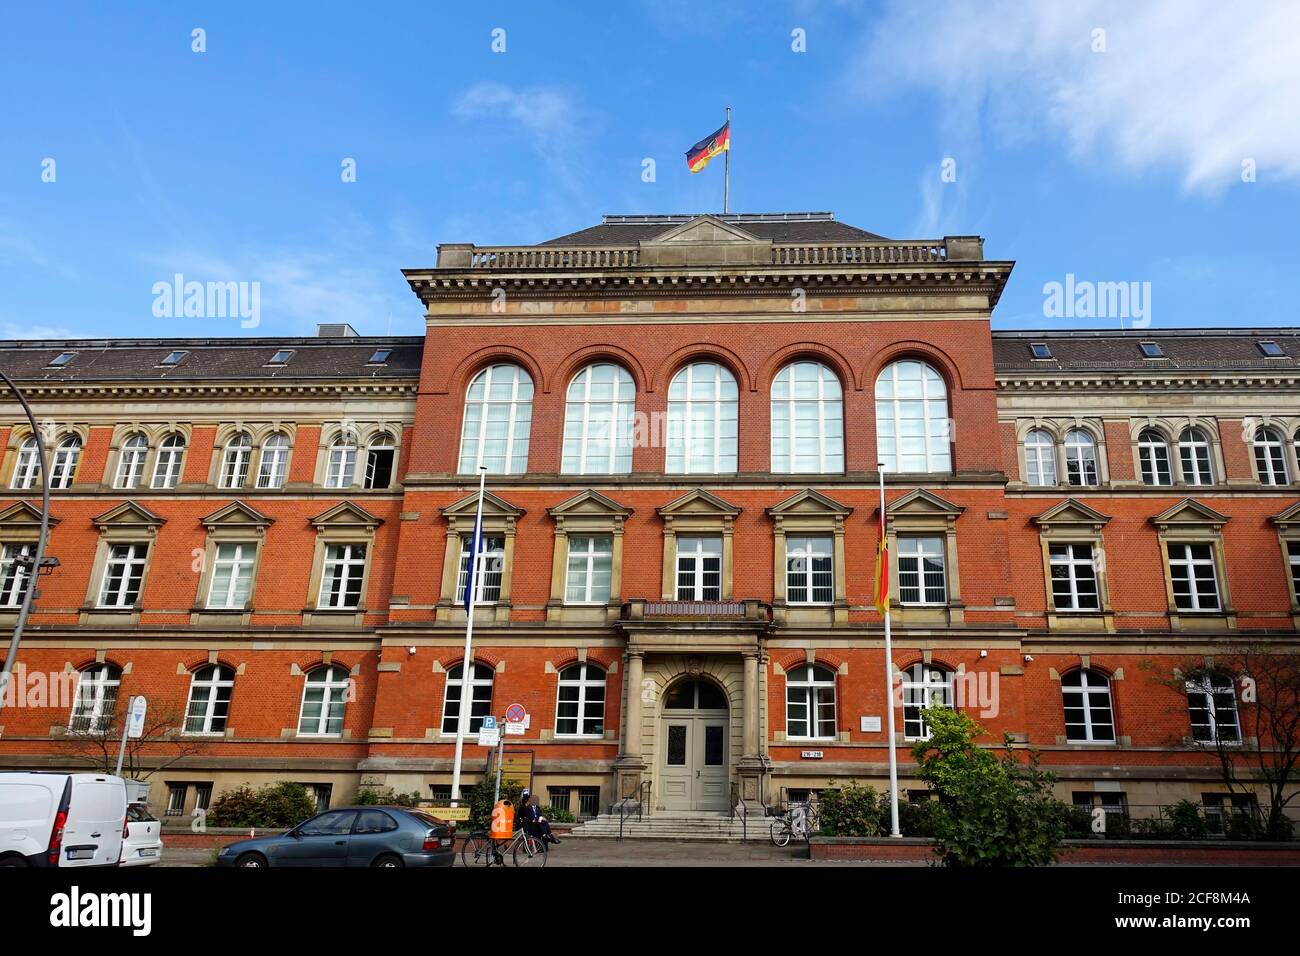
[{"xmin": 1, "ymin": 212, "xmax": 1297, "ymax": 825}]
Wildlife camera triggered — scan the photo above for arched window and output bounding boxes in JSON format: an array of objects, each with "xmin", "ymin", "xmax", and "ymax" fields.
[
  {"xmin": 771, "ymin": 361, "xmax": 843, "ymax": 473},
  {"xmin": 364, "ymin": 432, "xmax": 396, "ymax": 489},
  {"xmin": 875, "ymin": 360, "xmax": 951, "ymax": 473},
  {"xmin": 151, "ymin": 433, "xmax": 185, "ymax": 489},
  {"xmin": 562, "ymin": 363, "xmax": 635, "ymax": 474},
  {"xmin": 785, "ymin": 664, "xmax": 837, "ymax": 740},
  {"xmin": 1137, "ymin": 429, "xmax": 1172, "ymax": 486},
  {"xmin": 1186, "ymin": 672, "xmax": 1240, "ymax": 743},
  {"xmin": 902, "ymin": 662, "xmax": 953, "ymax": 740},
  {"xmin": 1061, "ymin": 669, "xmax": 1115, "ymax": 743},
  {"xmin": 115, "ymin": 433, "xmax": 149, "ymax": 489},
  {"xmin": 219, "ymin": 432, "xmax": 252, "ymax": 488},
  {"xmin": 69, "ymin": 663, "xmax": 121, "ymax": 734},
  {"xmin": 326, "ymin": 434, "xmax": 357, "ymax": 488},
  {"xmin": 666, "ymin": 361, "xmax": 738, "ymax": 473},
  {"xmin": 1063, "ymin": 429, "xmax": 1098, "ymax": 486},
  {"xmin": 1178, "ymin": 427, "xmax": 1214, "ymax": 485},
  {"xmin": 1024, "ymin": 428, "xmax": 1057, "ymax": 486},
  {"xmin": 11, "ymin": 436, "xmax": 41, "ymax": 490},
  {"xmin": 441, "ymin": 662, "xmax": 494, "ymax": 735},
  {"xmin": 256, "ymin": 432, "xmax": 290, "ymax": 488},
  {"xmin": 1254, "ymin": 426, "xmax": 1289, "ymax": 485},
  {"xmin": 555, "ymin": 662, "xmax": 605, "ymax": 737},
  {"xmin": 297, "ymin": 665, "xmax": 350, "ymax": 737},
  {"xmin": 50, "ymin": 435, "xmax": 82, "ymax": 489},
  {"xmin": 184, "ymin": 665, "xmax": 235, "ymax": 735},
  {"xmin": 459, "ymin": 363, "xmax": 533, "ymax": 475}
]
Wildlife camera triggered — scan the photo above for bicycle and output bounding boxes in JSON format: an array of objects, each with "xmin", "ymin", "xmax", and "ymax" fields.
[
  {"xmin": 460, "ymin": 826, "xmax": 549, "ymax": 867},
  {"xmin": 769, "ymin": 801, "xmax": 820, "ymax": 847}
]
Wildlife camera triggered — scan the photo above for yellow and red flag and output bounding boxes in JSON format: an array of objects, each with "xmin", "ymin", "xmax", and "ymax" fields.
[
  {"xmin": 874, "ymin": 504, "xmax": 890, "ymax": 615},
  {"xmin": 685, "ymin": 121, "xmax": 730, "ymax": 173}
]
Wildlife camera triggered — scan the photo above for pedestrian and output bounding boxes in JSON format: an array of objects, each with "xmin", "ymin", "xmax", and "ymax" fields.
[{"xmin": 517, "ymin": 789, "xmax": 561, "ymax": 845}]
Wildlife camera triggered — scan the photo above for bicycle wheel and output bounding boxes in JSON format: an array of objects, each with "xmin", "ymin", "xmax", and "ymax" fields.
[
  {"xmin": 512, "ymin": 834, "xmax": 548, "ymax": 867},
  {"xmin": 770, "ymin": 820, "xmax": 792, "ymax": 848},
  {"xmin": 460, "ymin": 831, "xmax": 494, "ymax": 867}
]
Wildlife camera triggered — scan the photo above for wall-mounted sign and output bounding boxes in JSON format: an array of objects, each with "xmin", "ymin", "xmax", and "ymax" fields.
[
  {"xmin": 426, "ymin": 806, "xmax": 472, "ymax": 822},
  {"xmin": 800, "ymin": 750, "xmax": 823, "ymax": 759},
  {"xmin": 497, "ymin": 750, "xmax": 535, "ymax": 790},
  {"xmin": 477, "ymin": 726, "xmax": 500, "ymax": 747},
  {"xmin": 860, "ymin": 715, "xmax": 881, "ymax": 733}
]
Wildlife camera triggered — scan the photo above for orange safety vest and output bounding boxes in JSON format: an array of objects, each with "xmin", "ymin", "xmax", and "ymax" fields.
[{"xmin": 489, "ymin": 799, "xmax": 514, "ymax": 839}]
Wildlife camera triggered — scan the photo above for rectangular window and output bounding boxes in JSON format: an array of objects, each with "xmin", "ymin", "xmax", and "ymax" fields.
[
  {"xmin": 1258, "ymin": 341, "xmax": 1285, "ymax": 357},
  {"xmin": 368, "ymin": 349, "xmax": 392, "ymax": 364},
  {"xmin": 206, "ymin": 543, "xmax": 256, "ymax": 609},
  {"xmin": 1202, "ymin": 793, "xmax": 1256, "ymax": 834},
  {"xmin": 897, "ymin": 536, "xmax": 946, "ymax": 605},
  {"xmin": 564, "ymin": 535, "xmax": 612, "ymax": 604},
  {"xmin": 675, "ymin": 535, "xmax": 722, "ymax": 601},
  {"xmin": 194, "ymin": 783, "xmax": 213, "ymax": 811},
  {"xmin": 160, "ymin": 350, "xmax": 188, "ymax": 366},
  {"xmin": 577, "ymin": 787, "xmax": 601, "ymax": 819},
  {"xmin": 268, "ymin": 349, "xmax": 294, "ymax": 365},
  {"xmin": 1029, "ymin": 342, "xmax": 1052, "ymax": 359},
  {"xmin": 1139, "ymin": 342, "xmax": 1164, "ymax": 358},
  {"xmin": 1168, "ymin": 543, "xmax": 1220, "ymax": 611},
  {"xmin": 166, "ymin": 785, "xmax": 187, "ymax": 817},
  {"xmin": 458, "ymin": 535, "xmax": 504, "ymax": 604},
  {"xmin": 48, "ymin": 351, "xmax": 76, "ymax": 367},
  {"xmin": 547, "ymin": 787, "xmax": 572, "ymax": 815},
  {"xmin": 1188, "ymin": 680, "xmax": 1240, "ymax": 743},
  {"xmin": 1290, "ymin": 542, "xmax": 1300, "ymax": 601},
  {"xmin": 0, "ymin": 543, "xmax": 33, "ymax": 608},
  {"xmin": 319, "ymin": 543, "xmax": 367, "ymax": 609},
  {"xmin": 1049, "ymin": 543, "xmax": 1100, "ymax": 611},
  {"xmin": 98, "ymin": 543, "xmax": 148, "ymax": 608},
  {"xmin": 786, "ymin": 536, "xmax": 833, "ymax": 605}
]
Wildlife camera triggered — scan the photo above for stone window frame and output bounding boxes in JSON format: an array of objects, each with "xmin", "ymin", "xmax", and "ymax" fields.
[
  {"xmin": 1126, "ymin": 417, "xmax": 1225, "ymax": 488},
  {"xmin": 1244, "ymin": 415, "xmax": 1300, "ymax": 487},
  {"xmin": 302, "ymin": 501, "xmax": 382, "ymax": 627},
  {"xmin": 3, "ymin": 423, "xmax": 90, "ymax": 489},
  {"xmin": 1032, "ymin": 498, "xmax": 1115, "ymax": 631},
  {"xmin": 0, "ymin": 501, "xmax": 60, "ymax": 622},
  {"xmin": 312, "ymin": 422, "xmax": 404, "ymax": 491},
  {"xmin": 1047, "ymin": 658, "xmax": 1129, "ymax": 748},
  {"xmin": 885, "ymin": 488, "xmax": 966, "ymax": 626},
  {"xmin": 656, "ymin": 488, "xmax": 742, "ymax": 602},
  {"xmin": 191, "ymin": 501, "xmax": 274, "ymax": 626},
  {"xmin": 1270, "ymin": 502, "xmax": 1300, "ymax": 625},
  {"xmin": 766, "ymin": 488, "xmax": 852, "ymax": 626},
  {"xmin": 1130, "ymin": 421, "xmax": 1177, "ymax": 488},
  {"xmin": 204, "ymin": 422, "xmax": 298, "ymax": 491},
  {"xmin": 436, "ymin": 490, "xmax": 523, "ymax": 624},
  {"xmin": 1012, "ymin": 419, "xmax": 1111, "ymax": 488},
  {"xmin": 101, "ymin": 423, "xmax": 193, "ymax": 491},
  {"xmin": 80, "ymin": 501, "xmax": 165, "ymax": 627},
  {"xmin": 1151, "ymin": 499, "xmax": 1235, "ymax": 631},
  {"xmin": 545, "ymin": 489, "xmax": 631, "ymax": 624}
]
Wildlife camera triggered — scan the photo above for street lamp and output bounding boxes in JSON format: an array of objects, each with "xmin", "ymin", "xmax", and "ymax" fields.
[{"xmin": 0, "ymin": 369, "xmax": 60, "ymax": 711}]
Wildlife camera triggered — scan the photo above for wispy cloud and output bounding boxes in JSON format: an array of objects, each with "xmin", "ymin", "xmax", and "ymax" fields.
[
  {"xmin": 1, "ymin": 321, "xmax": 81, "ymax": 340},
  {"xmin": 855, "ymin": 0, "xmax": 1300, "ymax": 192}
]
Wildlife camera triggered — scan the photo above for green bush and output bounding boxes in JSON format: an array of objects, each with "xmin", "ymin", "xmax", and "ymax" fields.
[
  {"xmin": 542, "ymin": 804, "xmax": 576, "ymax": 824},
  {"xmin": 817, "ymin": 782, "xmax": 889, "ymax": 837},
  {"xmin": 464, "ymin": 778, "xmax": 526, "ymax": 831},
  {"xmin": 355, "ymin": 787, "xmax": 422, "ymax": 807},
  {"xmin": 208, "ymin": 782, "xmax": 317, "ymax": 829}
]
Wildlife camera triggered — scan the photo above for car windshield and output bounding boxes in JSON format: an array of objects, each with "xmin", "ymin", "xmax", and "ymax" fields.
[{"xmin": 126, "ymin": 804, "xmax": 156, "ymax": 822}]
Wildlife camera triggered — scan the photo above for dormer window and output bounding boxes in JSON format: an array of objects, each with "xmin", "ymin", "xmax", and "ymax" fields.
[
  {"xmin": 268, "ymin": 349, "xmax": 295, "ymax": 366},
  {"xmin": 368, "ymin": 349, "xmax": 392, "ymax": 364},
  {"xmin": 1029, "ymin": 342, "xmax": 1052, "ymax": 359},
  {"xmin": 1139, "ymin": 342, "xmax": 1164, "ymax": 359},
  {"xmin": 48, "ymin": 351, "xmax": 76, "ymax": 367},
  {"xmin": 160, "ymin": 350, "xmax": 188, "ymax": 366},
  {"xmin": 1259, "ymin": 341, "xmax": 1285, "ymax": 357}
]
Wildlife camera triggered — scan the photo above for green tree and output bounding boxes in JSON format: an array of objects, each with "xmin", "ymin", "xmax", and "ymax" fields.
[
  {"xmin": 208, "ymin": 782, "xmax": 317, "ymax": 828},
  {"xmin": 911, "ymin": 707, "xmax": 1072, "ymax": 867}
]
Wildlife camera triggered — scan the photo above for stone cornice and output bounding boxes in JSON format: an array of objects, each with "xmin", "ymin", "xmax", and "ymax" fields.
[
  {"xmin": 996, "ymin": 372, "xmax": 1300, "ymax": 392},
  {"xmin": 0, "ymin": 380, "xmax": 419, "ymax": 401}
]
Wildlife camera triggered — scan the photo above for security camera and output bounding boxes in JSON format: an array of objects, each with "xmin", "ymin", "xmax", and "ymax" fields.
[
  {"xmin": 408, "ymin": 646, "xmax": 417, "ymax": 656},
  {"xmin": 979, "ymin": 650, "xmax": 988, "ymax": 658},
  {"xmin": 1023, "ymin": 654, "xmax": 1034, "ymax": 663}
]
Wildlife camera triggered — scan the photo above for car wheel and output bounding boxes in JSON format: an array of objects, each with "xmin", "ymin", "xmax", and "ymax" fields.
[
  {"xmin": 371, "ymin": 853, "xmax": 404, "ymax": 868},
  {"xmin": 0, "ymin": 855, "xmax": 28, "ymax": 868},
  {"xmin": 235, "ymin": 852, "xmax": 267, "ymax": 868}
]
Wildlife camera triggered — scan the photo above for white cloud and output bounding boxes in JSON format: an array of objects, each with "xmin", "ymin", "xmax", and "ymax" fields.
[
  {"xmin": 1, "ymin": 321, "xmax": 80, "ymax": 340},
  {"xmin": 857, "ymin": 0, "xmax": 1300, "ymax": 191},
  {"xmin": 453, "ymin": 83, "xmax": 578, "ymax": 152}
]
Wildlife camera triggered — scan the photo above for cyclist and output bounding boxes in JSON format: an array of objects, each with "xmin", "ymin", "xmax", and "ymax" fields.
[{"xmin": 518, "ymin": 790, "xmax": 561, "ymax": 846}]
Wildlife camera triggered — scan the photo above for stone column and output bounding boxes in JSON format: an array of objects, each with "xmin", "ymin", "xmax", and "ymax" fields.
[
  {"xmin": 614, "ymin": 649, "xmax": 647, "ymax": 805},
  {"xmin": 736, "ymin": 649, "xmax": 770, "ymax": 811},
  {"xmin": 743, "ymin": 651, "xmax": 760, "ymax": 757}
]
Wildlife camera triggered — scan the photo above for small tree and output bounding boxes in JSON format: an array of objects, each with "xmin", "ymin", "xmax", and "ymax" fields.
[
  {"xmin": 911, "ymin": 707, "xmax": 1072, "ymax": 867},
  {"xmin": 63, "ymin": 698, "xmax": 206, "ymax": 780}
]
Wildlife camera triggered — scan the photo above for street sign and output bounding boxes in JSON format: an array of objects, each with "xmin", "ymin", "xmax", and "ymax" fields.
[
  {"xmin": 126, "ymin": 696, "xmax": 148, "ymax": 739},
  {"xmin": 800, "ymin": 750, "xmax": 824, "ymax": 759},
  {"xmin": 427, "ymin": 806, "xmax": 472, "ymax": 822},
  {"xmin": 482, "ymin": 715, "xmax": 497, "ymax": 729},
  {"xmin": 477, "ymin": 726, "xmax": 500, "ymax": 747},
  {"xmin": 504, "ymin": 703, "xmax": 526, "ymax": 724},
  {"xmin": 504, "ymin": 721, "xmax": 525, "ymax": 735}
]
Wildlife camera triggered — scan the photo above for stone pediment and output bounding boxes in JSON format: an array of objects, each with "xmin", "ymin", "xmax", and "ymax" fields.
[
  {"xmin": 1033, "ymin": 498, "xmax": 1111, "ymax": 529},
  {"xmin": 548, "ymin": 489, "xmax": 632, "ymax": 518},
  {"xmin": 647, "ymin": 216, "xmax": 761, "ymax": 245},
  {"xmin": 638, "ymin": 216, "xmax": 773, "ymax": 268},
  {"xmin": 0, "ymin": 500, "xmax": 59, "ymax": 530},
  {"xmin": 657, "ymin": 488, "xmax": 742, "ymax": 518},
  {"xmin": 310, "ymin": 500, "xmax": 383, "ymax": 531},
  {"xmin": 767, "ymin": 488, "xmax": 853, "ymax": 518},
  {"xmin": 441, "ymin": 490, "xmax": 525, "ymax": 519},
  {"xmin": 92, "ymin": 501, "xmax": 164, "ymax": 531},
  {"xmin": 201, "ymin": 500, "xmax": 274, "ymax": 530},
  {"xmin": 887, "ymin": 488, "xmax": 965, "ymax": 519},
  {"xmin": 1151, "ymin": 498, "xmax": 1229, "ymax": 531},
  {"xmin": 1270, "ymin": 501, "xmax": 1300, "ymax": 530}
]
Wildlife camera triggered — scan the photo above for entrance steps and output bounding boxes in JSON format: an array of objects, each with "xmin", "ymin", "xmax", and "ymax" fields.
[{"xmin": 567, "ymin": 810, "xmax": 767, "ymax": 841}]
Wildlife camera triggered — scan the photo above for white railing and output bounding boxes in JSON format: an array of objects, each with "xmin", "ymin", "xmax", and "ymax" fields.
[
  {"xmin": 456, "ymin": 240, "xmax": 953, "ymax": 270},
  {"xmin": 468, "ymin": 247, "xmax": 640, "ymax": 270}
]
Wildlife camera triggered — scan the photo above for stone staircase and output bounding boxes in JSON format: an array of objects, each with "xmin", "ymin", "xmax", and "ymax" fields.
[{"xmin": 567, "ymin": 809, "xmax": 767, "ymax": 841}]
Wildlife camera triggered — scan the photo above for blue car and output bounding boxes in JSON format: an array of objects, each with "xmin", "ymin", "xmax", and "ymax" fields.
[{"xmin": 216, "ymin": 806, "xmax": 456, "ymax": 868}]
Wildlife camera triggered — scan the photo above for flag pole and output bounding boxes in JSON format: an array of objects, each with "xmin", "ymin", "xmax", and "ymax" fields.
[
  {"xmin": 450, "ymin": 465, "xmax": 488, "ymax": 804},
  {"xmin": 723, "ymin": 106, "xmax": 731, "ymax": 214},
  {"xmin": 879, "ymin": 464, "xmax": 901, "ymax": 837}
]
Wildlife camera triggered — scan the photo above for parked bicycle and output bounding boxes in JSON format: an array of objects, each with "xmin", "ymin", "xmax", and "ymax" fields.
[
  {"xmin": 770, "ymin": 801, "xmax": 820, "ymax": 847},
  {"xmin": 460, "ymin": 826, "xmax": 549, "ymax": 867}
]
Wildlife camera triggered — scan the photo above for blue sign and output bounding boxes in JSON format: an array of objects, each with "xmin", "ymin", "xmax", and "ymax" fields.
[{"xmin": 482, "ymin": 716, "xmax": 496, "ymax": 730}]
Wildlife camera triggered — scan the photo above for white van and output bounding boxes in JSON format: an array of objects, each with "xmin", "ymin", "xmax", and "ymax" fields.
[{"xmin": 0, "ymin": 772, "xmax": 128, "ymax": 868}]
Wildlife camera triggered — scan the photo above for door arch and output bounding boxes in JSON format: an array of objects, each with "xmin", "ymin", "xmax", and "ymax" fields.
[{"xmin": 658, "ymin": 676, "xmax": 730, "ymax": 811}]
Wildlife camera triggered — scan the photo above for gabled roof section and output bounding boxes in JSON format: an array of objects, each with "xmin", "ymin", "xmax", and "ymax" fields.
[
  {"xmin": 657, "ymin": 488, "xmax": 742, "ymax": 518},
  {"xmin": 645, "ymin": 215, "xmax": 762, "ymax": 245},
  {"xmin": 766, "ymin": 488, "xmax": 853, "ymax": 517},
  {"xmin": 1150, "ymin": 498, "xmax": 1230, "ymax": 530},
  {"xmin": 1032, "ymin": 498, "xmax": 1111, "ymax": 529},
  {"xmin": 441, "ymin": 490, "xmax": 525, "ymax": 519},
  {"xmin": 92, "ymin": 501, "xmax": 165, "ymax": 530},
  {"xmin": 539, "ymin": 212, "xmax": 886, "ymax": 246},
  {"xmin": 886, "ymin": 488, "xmax": 965, "ymax": 519},
  {"xmin": 547, "ymin": 489, "xmax": 632, "ymax": 518},
  {"xmin": 200, "ymin": 500, "xmax": 274, "ymax": 530},
  {"xmin": 0, "ymin": 500, "xmax": 60, "ymax": 529},
  {"xmin": 310, "ymin": 500, "xmax": 383, "ymax": 530},
  {"xmin": 1270, "ymin": 501, "xmax": 1300, "ymax": 530}
]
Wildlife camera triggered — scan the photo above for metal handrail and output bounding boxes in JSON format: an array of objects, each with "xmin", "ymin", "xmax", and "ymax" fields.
[
  {"xmin": 730, "ymin": 782, "xmax": 748, "ymax": 841},
  {"xmin": 617, "ymin": 779, "xmax": 650, "ymax": 840}
]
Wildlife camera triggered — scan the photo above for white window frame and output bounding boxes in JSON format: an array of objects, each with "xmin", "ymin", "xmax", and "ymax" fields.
[
  {"xmin": 1063, "ymin": 429, "xmax": 1098, "ymax": 486},
  {"xmin": 875, "ymin": 360, "xmax": 951, "ymax": 474},
  {"xmin": 318, "ymin": 543, "xmax": 367, "ymax": 609},
  {"xmin": 151, "ymin": 434, "xmax": 185, "ymax": 489},
  {"xmin": 325, "ymin": 437, "xmax": 357, "ymax": 489},
  {"xmin": 0, "ymin": 542, "xmax": 33, "ymax": 608},
  {"xmin": 69, "ymin": 664, "xmax": 121, "ymax": 734},
  {"xmin": 902, "ymin": 663, "xmax": 953, "ymax": 741},
  {"xmin": 297, "ymin": 665, "xmax": 349, "ymax": 737},
  {"xmin": 457, "ymin": 535, "xmax": 505, "ymax": 605},
  {"xmin": 219, "ymin": 433, "xmax": 253, "ymax": 489},
  {"xmin": 1186, "ymin": 675, "xmax": 1241, "ymax": 745},
  {"xmin": 562, "ymin": 363, "xmax": 635, "ymax": 475},
  {"xmin": 206, "ymin": 542, "xmax": 257, "ymax": 609},
  {"xmin": 1178, "ymin": 428, "xmax": 1214, "ymax": 485},
  {"xmin": 1137, "ymin": 429, "xmax": 1173, "ymax": 486},
  {"xmin": 1254, "ymin": 427, "xmax": 1289, "ymax": 485},
  {"xmin": 1024, "ymin": 428, "xmax": 1057, "ymax": 486},
  {"xmin": 441, "ymin": 662, "xmax": 494, "ymax": 736},
  {"xmin": 363, "ymin": 432, "xmax": 396, "ymax": 489},
  {"xmin": 676, "ymin": 535, "xmax": 722, "ymax": 601},
  {"xmin": 785, "ymin": 535, "xmax": 833, "ymax": 605},
  {"xmin": 10, "ymin": 436, "xmax": 41, "ymax": 490},
  {"xmin": 184, "ymin": 665, "xmax": 235, "ymax": 735},
  {"xmin": 564, "ymin": 534, "xmax": 612, "ymax": 605},
  {"xmin": 784, "ymin": 664, "xmax": 837, "ymax": 740},
  {"xmin": 771, "ymin": 361, "xmax": 844, "ymax": 474},
  {"xmin": 115, "ymin": 433, "xmax": 149, "ymax": 489},
  {"xmin": 666, "ymin": 361, "xmax": 738, "ymax": 474},
  {"xmin": 1168, "ymin": 542, "xmax": 1221, "ymax": 612},
  {"xmin": 98, "ymin": 543, "xmax": 148, "ymax": 608},
  {"xmin": 459, "ymin": 364, "xmax": 533, "ymax": 475},
  {"xmin": 256, "ymin": 432, "xmax": 290, "ymax": 488},
  {"xmin": 1048, "ymin": 542, "xmax": 1101, "ymax": 611},
  {"xmin": 897, "ymin": 535, "xmax": 947, "ymax": 606},
  {"xmin": 50, "ymin": 435, "xmax": 82, "ymax": 490},
  {"xmin": 1061, "ymin": 669, "xmax": 1116, "ymax": 743},
  {"xmin": 554, "ymin": 662, "xmax": 606, "ymax": 737}
]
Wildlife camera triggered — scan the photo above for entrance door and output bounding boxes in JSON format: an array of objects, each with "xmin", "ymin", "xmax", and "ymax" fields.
[{"xmin": 658, "ymin": 678, "xmax": 730, "ymax": 812}]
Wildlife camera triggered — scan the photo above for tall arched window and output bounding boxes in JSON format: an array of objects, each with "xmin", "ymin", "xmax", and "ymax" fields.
[
  {"xmin": 666, "ymin": 361, "xmax": 738, "ymax": 473},
  {"xmin": 785, "ymin": 664, "xmax": 837, "ymax": 740},
  {"xmin": 459, "ymin": 364, "xmax": 533, "ymax": 475},
  {"xmin": 326, "ymin": 434, "xmax": 357, "ymax": 488},
  {"xmin": 1137, "ymin": 429, "xmax": 1172, "ymax": 486},
  {"xmin": 441, "ymin": 662, "xmax": 494, "ymax": 735},
  {"xmin": 115, "ymin": 433, "xmax": 149, "ymax": 489},
  {"xmin": 875, "ymin": 360, "xmax": 951, "ymax": 473},
  {"xmin": 184, "ymin": 665, "xmax": 235, "ymax": 735},
  {"xmin": 1178, "ymin": 427, "xmax": 1214, "ymax": 485},
  {"xmin": 1024, "ymin": 428, "xmax": 1057, "ymax": 486},
  {"xmin": 151, "ymin": 433, "xmax": 185, "ymax": 489},
  {"xmin": 69, "ymin": 663, "xmax": 121, "ymax": 734},
  {"xmin": 562, "ymin": 363, "xmax": 634, "ymax": 474},
  {"xmin": 1063, "ymin": 429, "xmax": 1098, "ymax": 486},
  {"xmin": 1254, "ymin": 426, "xmax": 1289, "ymax": 485},
  {"xmin": 220, "ymin": 432, "xmax": 253, "ymax": 488},
  {"xmin": 50, "ymin": 435, "xmax": 82, "ymax": 489},
  {"xmin": 11, "ymin": 436, "xmax": 41, "ymax": 490},
  {"xmin": 901, "ymin": 662, "xmax": 953, "ymax": 740},
  {"xmin": 297, "ymin": 665, "xmax": 349, "ymax": 737},
  {"xmin": 1061, "ymin": 669, "xmax": 1115, "ymax": 743},
  {"xmin": 257, "ymin": 432, "xmax": 290, "ymax": 488},
  {"xmin": 555, "ymin": 662, "xmax": 606, "ymax": 737},
  {"xmin": 364, "ymin": 432, "xmax": 396, "ymax": 489},
  {"xmin": 771, "ymin": 361, "xmax": 843, "ymax": 473}
]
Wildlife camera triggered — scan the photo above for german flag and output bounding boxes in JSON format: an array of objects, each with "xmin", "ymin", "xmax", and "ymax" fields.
[
  {"xmin": 874, "ymin": 504, "xmax": 890, "ymax": 615},
  {"xmin": 685, "ymin": 121, "xmax": 730, "ymax": 173}
]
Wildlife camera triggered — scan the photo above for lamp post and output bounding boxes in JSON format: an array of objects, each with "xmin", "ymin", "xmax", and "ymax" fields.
[{"xmin": 0, "ymin": 369, "xmax": 58, "ymax": 711}]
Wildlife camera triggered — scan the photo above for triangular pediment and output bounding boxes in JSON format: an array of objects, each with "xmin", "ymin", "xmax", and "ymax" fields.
[
  {"xmin": 1270, "ymin": 501, "xmax": 1300, "ymax": 529},
  {"xmin": 658, "ymin": 488, "xmax": 742, "ymax": 518},
  {"xmin": 0, "ymin": 500, "xmax": 60, "ymax": 530},
  {"xmin": 201, "ymin": 500, "xmax": 274, "ymax": 529},
  {"xmin": 441, "ymin": 490, "xmax": 525, "ymax": 519},
  {"xmin": 310, "ymin": 500, "xmax": 382, "ymax": 530},
  {"xmin": 767, "ymin": 488, "xmax": 853, "ymax": 517},
  {"xmin": 547, "ymin": 489, "xmax": 632, "ymax": 518},
  {"xmin": 887, "ymin": 488, "xmax": 965, "ymax": 519},
  {"xmin": 1033, "ymin": 498, "xmax": 1111, "ymax": 528},
  {"xmin": 92, "ymin": 501, "xmax": 164, "ymax": 530},
  {"xmin": 646, "ymin": 216, "xmax": 761, "ymax": 245},
  {"xmin": 1151, "ymin": 498, "xmax": 1229, "ymax": 529}
]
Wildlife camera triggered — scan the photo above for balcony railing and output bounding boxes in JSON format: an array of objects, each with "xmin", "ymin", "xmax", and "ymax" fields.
[{"xmin": 622, "ymin": 599, "xmax": 771, "ymax": 622}]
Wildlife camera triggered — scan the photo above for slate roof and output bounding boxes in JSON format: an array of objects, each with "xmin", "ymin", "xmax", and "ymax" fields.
[
  {"xmin": 540, "ymin": 213, "xmax": 887, "ymax": 246},
  {"xmin": 992, "ymin": 330, "xmax": 1300, "ymax": 373}
]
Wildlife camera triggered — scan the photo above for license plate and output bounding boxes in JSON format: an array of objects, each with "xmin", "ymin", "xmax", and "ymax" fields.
[
  {"xmin": 139, "ymin": 848, "xmax": 159, "ymax": 857},
  {"xmin": 66, "ymin": 848, "xmax": 95, "ymax": 861}
]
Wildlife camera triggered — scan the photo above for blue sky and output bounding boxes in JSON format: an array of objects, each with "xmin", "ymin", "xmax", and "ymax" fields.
[{"xmin": 0, "ymin": 0, "xmax": 1296, "ymax": 340}]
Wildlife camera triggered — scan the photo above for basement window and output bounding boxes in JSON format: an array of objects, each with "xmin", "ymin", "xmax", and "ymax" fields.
[
  {"xmin": 1029, "ymin": 342, "xmax": 1052, "ymax": 359},
  {"xmin": 1138, "ymin": 342, "xmax": 1164, "ymax": 358},
  {"xmin": 1258, "ymin": 341, "xmax": 1285, "ymax": 357}
]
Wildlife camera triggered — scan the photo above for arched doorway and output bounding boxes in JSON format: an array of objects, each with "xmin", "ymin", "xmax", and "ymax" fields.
[{"xmin": 659, "ymin": 676, "xmax": 730, "ymax": 811}]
